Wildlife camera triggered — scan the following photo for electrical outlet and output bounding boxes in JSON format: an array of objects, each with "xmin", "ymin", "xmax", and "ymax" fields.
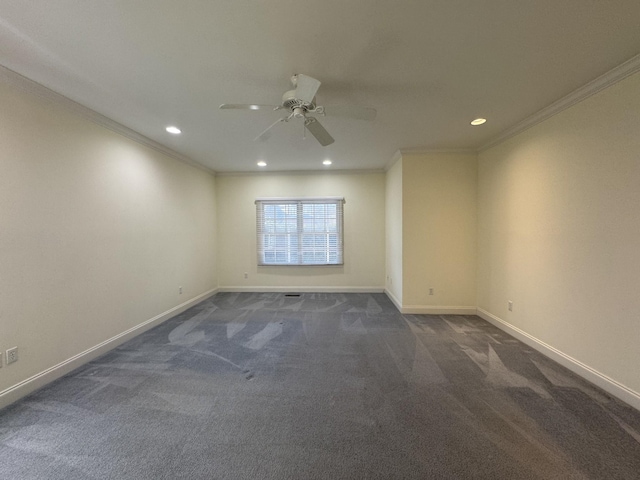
[
  {"xmin": 429, "ymin": 288, "xmax": 434, "ymax": 295},
  {"xmin": 244, "ymin": 272, "xmax": 248, "ymax": 279},
  {"xmin": 179, "ymin": 286, "xmax": 183, "ymax": 294},
  {"xmin": 6, "ymin": 347, "xmax": 18, "ymax": 365},
  {"xmin": 508, "ymin": 301, "xmax": 513, "ymax": 312}
]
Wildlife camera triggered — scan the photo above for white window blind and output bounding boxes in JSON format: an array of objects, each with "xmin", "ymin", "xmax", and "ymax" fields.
[{"xmin": 255, "ymin": 197, "xmax": 344, "ymax": 266}]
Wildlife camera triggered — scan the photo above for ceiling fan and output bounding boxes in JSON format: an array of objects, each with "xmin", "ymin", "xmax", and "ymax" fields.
[{"xmin": 219, "ymin": 74, "xmax": 376, "ymax": 146}]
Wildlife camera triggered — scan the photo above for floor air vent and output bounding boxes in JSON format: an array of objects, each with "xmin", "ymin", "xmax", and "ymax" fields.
[{"xmin": 284, "ymin": 293, "xmax": 301, "ymax": 297}]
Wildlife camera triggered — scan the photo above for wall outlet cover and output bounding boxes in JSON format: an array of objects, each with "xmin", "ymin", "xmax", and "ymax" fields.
[{"xmin": 6, "ymin": 347, "xmax": 18, "ymax": 364}]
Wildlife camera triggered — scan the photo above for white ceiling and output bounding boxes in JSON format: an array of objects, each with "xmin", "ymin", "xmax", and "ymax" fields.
[{"xmin": 1, "ymin": 1, "xmax": 639, "ymax": 172}]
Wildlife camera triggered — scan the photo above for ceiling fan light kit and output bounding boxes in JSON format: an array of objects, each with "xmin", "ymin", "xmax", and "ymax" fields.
[{"xmin": 220, "ymin": 74, "xmax": 376, "ymax": 147}]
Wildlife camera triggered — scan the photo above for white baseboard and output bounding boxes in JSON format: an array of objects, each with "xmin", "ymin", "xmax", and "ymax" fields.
[
  {"xmin": 477, "ymin": 308, "xmax": 640, "ymax": 411},
  {"xmin": 383, "ymin": 289, "xmax": 477, "ymax": 315},
  {"xmin": 6, "ymin": 290, "xmax": 637, "ymax": 413},
  {"xmin": 401, "ymin": 305, "xmax": 477, "ymax": 315},
  {"xmin": 218, "ymin": 286, "xmax": 385, "ymax": 293},
  {"xmin": 384, "ymin": 288, "xmax": 476, "ymax": 315},
  {"xmin": 384, "ymin": 289, "xmax": 403, "ymax": 311},
  {"xmin": 0, "ymin": 288, "xmax": 219, "ymax": 411}
]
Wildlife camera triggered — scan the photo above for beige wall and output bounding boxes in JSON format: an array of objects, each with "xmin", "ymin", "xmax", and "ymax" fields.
[
  {"xmin": 3, "ymin": 56, "xmax": 639, "ymax": 411},
  {"xmin": 478, "ymin": 71, "xmax": 640, "ymax": 396},
  {"xmin": 216, "ymin": 172, "xmax": 386, "ymax": 290},
  {"xmin": 385, "ymin": 156, "xmax": 403, "ymax": 305},
  {"xmin": 402, "ymin": 152, "xmax": 477, "ymax": 311},
  {"xmin": 0, "ymin": 75, "xmax": 217, "ymax": 401}
]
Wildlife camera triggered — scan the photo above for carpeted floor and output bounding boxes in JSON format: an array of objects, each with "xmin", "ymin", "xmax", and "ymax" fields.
[{"xmin": 1, "ymin": 292, "xmax": 640, "ymax": 479}]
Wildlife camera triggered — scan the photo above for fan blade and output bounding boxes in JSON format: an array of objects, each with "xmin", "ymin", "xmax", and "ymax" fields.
[
  {"xmin": 254, "ymin": 117, "xmax": 287, "ymax": 142},
  {"xmin": 295, "ymin": 74, "xmax": 321, "ymax": 103},
  {"xmin": 321, "ymin": 105, "xmax": 377, "ymax": 121},
  {"xmin": 219, "ymin": 104, "xmax": 280, "ymax": 111},
  {"xmin": 304, "ymin": 117, "xmax": 334, "ymax": 146}
]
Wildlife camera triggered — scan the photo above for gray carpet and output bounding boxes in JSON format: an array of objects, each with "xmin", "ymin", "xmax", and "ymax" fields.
[{"xmin": 1, "ymin": 293, "xmax": 640, "ymax": 479}]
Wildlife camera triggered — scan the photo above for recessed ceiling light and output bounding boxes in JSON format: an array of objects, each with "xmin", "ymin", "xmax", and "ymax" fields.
[
  {"xmin": 165, "ymin": 126, "xmax": 182, "ymax": 134},
  {"xmin": 257, "ymin": 160, "xmax": 267, "ymax": 167},
  {"xmin": 470, "ymin": 118, "xmax": 487, "ymax": 126},
  {"xmin": 249, "ymin": 105, "xmax": 260, "ymax": 110},
  {"xmin": 323, "ymin": 159, "xmax": 332, "ymax": 166}
]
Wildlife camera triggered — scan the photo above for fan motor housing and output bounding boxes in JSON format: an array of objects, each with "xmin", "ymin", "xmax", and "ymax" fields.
[{"xmin": 282, "ymin": 89, "xmax": 315, "ymax": 111}]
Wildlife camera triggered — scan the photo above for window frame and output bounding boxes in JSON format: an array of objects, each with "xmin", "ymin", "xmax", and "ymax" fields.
[{"xmin": 255, "ymin": 197, "xmax": 345, "ymax": 266}]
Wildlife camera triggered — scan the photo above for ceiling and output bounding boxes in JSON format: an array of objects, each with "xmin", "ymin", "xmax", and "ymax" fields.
[{"xmin": 1, "ymin": 1, "xmax": 639, "ymax": 172}]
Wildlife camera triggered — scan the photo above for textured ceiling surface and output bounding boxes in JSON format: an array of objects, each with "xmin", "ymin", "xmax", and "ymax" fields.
[{"xmin": 1, "ymin": 1, "xmax": 639, "ymax": 171}]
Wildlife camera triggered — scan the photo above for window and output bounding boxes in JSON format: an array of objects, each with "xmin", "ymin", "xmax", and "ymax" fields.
[{"xmin": 256, "ymin": 197, "xmax": 344, "ymax": 265}]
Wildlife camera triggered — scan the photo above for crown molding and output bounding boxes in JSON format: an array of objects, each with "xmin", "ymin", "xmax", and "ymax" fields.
[
  {"xmin": 383, "ymin": 148, "xmax": 476, "ymax": 171},
  {"xmin": 0, "ymin": 65, "xmax": 216, "ymax": 175},
  {"xmin": 215, "ymin": 168, "xmax": 385, "ymax": 177},
  {"xmin": 480, "ymin": 53, "xmax": 640, "ymax": 152},
  {"xmin": 384, "ymin": 150, "xmax": 404, "ymax": 171},
  {"xmin": 399, "ymin": 147, "xmax": 476, "ymax": 155},
  {"xmin": 5, "ymin": 50, "xmax": 638, "ymax": 171}
]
